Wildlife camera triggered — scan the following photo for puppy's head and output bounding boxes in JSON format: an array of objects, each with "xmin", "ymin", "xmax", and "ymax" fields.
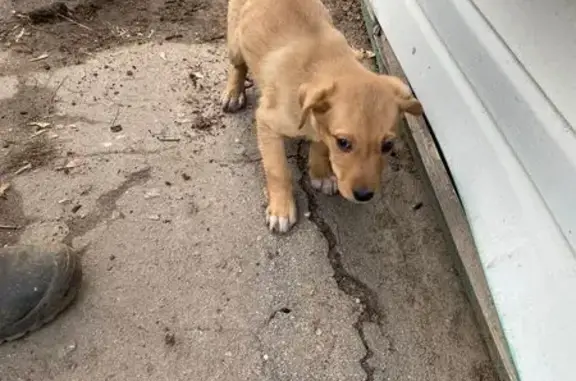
[{"xmin": 299, "ymin": 73, "xmax": 422, "ymax": 203}]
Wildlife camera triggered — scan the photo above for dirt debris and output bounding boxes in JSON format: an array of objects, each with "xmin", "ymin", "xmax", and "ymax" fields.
[
  {"xmin": 1, "ymin": 138, "xmax": 56, "ymax": 176},
  {"xmin": 23, "ymin": 2, "xmax": 72, "ymax": 24},
  {"xmin": 0, "ymin": 187, "xmax": 30, "ymax": 246},
  {"xmin": 163, "ymin": 330, "xmax": 176, "ymax": 347},
  {"xmin": 0, "ymin": 0, "xmax": 226, "ymax": 75}
]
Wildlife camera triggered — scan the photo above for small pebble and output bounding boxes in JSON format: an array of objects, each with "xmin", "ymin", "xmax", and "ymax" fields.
[
  {"xmin": 111, "ymin": 210, "xmax": 124, "ymax": 220},
  {"xmin": 59, "ymin": 341, "xmax": 77, "ymax": 358},
  {"xmin": 79, "ymin": 185, "xmax": 92, "ymax": 195},
  {"xmin": 110, "ymin": 124, "xmax": 123, "ymax": 133},
  {"xmin": 144, "ymin": 189, "xmax": 161, "ymax": 199},
  {"xmin": 164, "ymin": 332, "xmax": 176, "ymax": 346},
  {"xmin": 235, "ymin": 146, "xmax": 247, "ymax": 156}
]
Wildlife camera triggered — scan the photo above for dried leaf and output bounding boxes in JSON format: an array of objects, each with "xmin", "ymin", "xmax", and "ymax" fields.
[
  {"xmin": 55, "ymin": 159, "xmax": 82, "ymax": 171},
  {"xmin": 144, "ymin": 189, "xmax": 161, "ymax": 199},
  {"xmin": 0, "ymin": 225, "xmax": 19, "ymax": 230},
  {"xmin": 65, "ymin": 159, "xmax": 81, "ymax": 168},
  {"xmin": 15, "ymin": 28, "xmax": 25, "ymax": 42},
  {"xmin": 28, "ymin": 121, "xmax": 52, "ymax": 129},
  {"xmin": 32, "ymin": 129, "xmax": 47, "ymax": 137},
  {"xmin": 29, "ymin": 53, "xmax": 49, "ymax": 62},
  {"xmin": 15, "ymin": 163, "xmax": 32, "ymax": 175},
  {"xmin": 0, "ymin": 183, "xmax": 10, "ymax": 197}
]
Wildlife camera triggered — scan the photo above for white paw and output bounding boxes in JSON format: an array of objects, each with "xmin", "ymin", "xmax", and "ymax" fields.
[
  {"xmin": 221, "ymin": 89, "xmax": 247, "ymax": 113},
  {"xmin": 310, "ymin": 176, "xmax": 338, "ymax": 195},
  {"xmin": 265, "ymin": 200, "xmax": 297, "ymax": 234}
]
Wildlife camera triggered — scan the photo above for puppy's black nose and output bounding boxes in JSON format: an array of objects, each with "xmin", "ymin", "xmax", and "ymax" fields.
[{"xmin": 352, "ymin": 188, "xmax": 374, "ymax": 202}]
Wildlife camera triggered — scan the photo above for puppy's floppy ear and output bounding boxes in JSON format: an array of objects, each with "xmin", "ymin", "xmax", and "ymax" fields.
[
  {"xmin": 383, "ymin": 75, "xmax": 423, "ymax": 116},
  {"xmin": 298, "ymin": 79, "xmax": 336, "ymax": 130}
]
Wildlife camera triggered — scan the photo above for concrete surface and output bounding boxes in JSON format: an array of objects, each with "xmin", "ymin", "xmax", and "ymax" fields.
[{"xmin": 0, "ymin": 1, "xmax": 497, "ymax": 380}]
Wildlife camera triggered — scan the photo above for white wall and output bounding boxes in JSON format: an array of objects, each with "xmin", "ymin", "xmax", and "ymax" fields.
[
  {"xmin": 472, "ymin": 0, "xmax": 576, "ymax": 131},
  {"xmin": 369, "ymin": 0, "xmax": 576, "ymax": 380}
]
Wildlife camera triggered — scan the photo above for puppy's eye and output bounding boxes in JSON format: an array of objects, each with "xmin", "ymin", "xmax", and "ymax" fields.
[
  {"xmin": 381, "ymin": 139, "xmax": 394, "ymax": 154},
  {"xmin": 336, "ymin": 137, "xmax": 353, "ymax": 152}
]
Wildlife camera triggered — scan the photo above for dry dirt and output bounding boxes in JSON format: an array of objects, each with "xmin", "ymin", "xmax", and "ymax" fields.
[
  {"xmin": 0, "ymin": 0, "xmax": 226, "ymax": 71},
  {"xmin": 0, "ymin": 0, "xmax": 229, "ymax": 244}
]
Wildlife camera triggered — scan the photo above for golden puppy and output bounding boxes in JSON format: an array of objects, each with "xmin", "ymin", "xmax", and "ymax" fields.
[{"xmin": 222, "ymin": 0, "xmax": 423, "ymax": 233}]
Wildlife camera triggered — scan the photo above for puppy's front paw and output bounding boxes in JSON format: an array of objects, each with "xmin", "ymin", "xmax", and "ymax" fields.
[
  {"xmin": 221, "ymin": 88, "xmax": 246, "ymax": 113},
  {"xmin": 310, "ymin": 176, "xmax": 338, "ymax": 195},
  {"xmin": 265, "ymin": 196, "xmax": 297, "ymax": 234}
]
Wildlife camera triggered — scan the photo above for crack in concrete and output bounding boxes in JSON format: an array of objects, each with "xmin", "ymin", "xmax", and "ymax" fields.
[
  {"xmin": 56, "ymin": 147, "xmax": 179, "ymax": 159},
  {"xmin": 296, "ymin": 141, "xmax": 381, "ymax": 381},
  {"xmin": 62, "ymin": 167, "xmax": 151, "ymax": 246}
]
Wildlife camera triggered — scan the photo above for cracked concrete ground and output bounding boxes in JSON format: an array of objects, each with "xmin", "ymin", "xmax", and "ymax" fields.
[{"xmin": 0, "ymin": 1, "xmax": 497, "ymax": 380}]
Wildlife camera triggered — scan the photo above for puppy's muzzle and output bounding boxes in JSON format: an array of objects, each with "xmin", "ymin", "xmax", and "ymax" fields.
[{"xmin": 352, "ymin": 188, "xmax": 374, "ymax": 202}]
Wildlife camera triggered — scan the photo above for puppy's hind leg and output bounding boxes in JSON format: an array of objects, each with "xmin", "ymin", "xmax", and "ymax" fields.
[
  {"xmin": 222, "ymin": 59, "xmax": 248, "ymax": 113},
  {"xmin": 221, "ymin": 0, "xmax": 248, "ymax": 113}
]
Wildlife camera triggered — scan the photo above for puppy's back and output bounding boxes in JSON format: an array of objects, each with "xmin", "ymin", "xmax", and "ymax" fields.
[{"xmin": 237, "ymin": 0, "xmax": 334, "ymax": 65}]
